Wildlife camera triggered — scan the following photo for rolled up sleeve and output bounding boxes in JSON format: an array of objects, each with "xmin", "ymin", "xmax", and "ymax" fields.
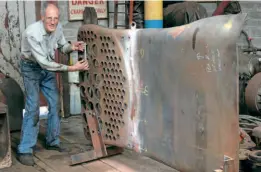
[{"xmin": 27, "ymin": 35, "xmax": 68, "ymax": 71}]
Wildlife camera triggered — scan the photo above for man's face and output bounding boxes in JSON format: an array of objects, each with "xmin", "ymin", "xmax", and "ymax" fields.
[{"xmin": 41, "ymin": 5, "xmax": 59, "ymax": 33}]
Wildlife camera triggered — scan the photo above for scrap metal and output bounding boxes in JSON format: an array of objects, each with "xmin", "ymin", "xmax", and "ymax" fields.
[{"xmin": 75, "ymin": 14, "xmax": 246, "ymax": 172}]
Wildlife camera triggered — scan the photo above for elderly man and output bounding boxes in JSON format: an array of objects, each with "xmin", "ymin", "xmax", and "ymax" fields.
[{"xmin": 17, "ymin": 3, "xmax": 88, "ymax": 166}]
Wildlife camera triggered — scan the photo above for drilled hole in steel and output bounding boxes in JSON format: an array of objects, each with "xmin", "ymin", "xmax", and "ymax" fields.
[
  {"xmin": 91, "ymin": 38, "xmax": 94, "ymax": 42},
  {"xmin": 120, "ymin": 83, "xmax": 123, "ymax": 87},
  {"xmin": 120, "ymin": 114, "xmax": 123, "ymax": 118},
  {"xmin": 117, "ymin": 63, "xmax": 120, "ymax": 68},
  {"xmin": 94, "ymin": 89, "xmax": 100, "ymax": 99},
  {"xmin": 112, "ymin": 63, "xmax": 115, "ymax": 68},
  {"xmin": 114, "ymin": 88, "xmax": 117, "ymax": 92},
  {"xmin": 117, "ymin": 95, "xmax": 120, "ymax": 98},
  {"xmin": 114, "ymin": 119, "xmax": 117, "ymax": 123},
  {"xmin": 109, "ymin": 74, "xmax": 112, "ymax": 79},
  {"xmin": 104, "ymin": 80, "xmax": 107, "ymax": 85},
  {"xmin": 108, "ymin": 111, "xmax": 111, "ymax": 116},
  {"xmin": 115, "ymin": 69, "xmax": 118, "ymax": 73},
  {"xmin": 94, "ymin": 74, "xmax": 101, "ymax": 84},
  {"xmin": 111, "ymin": 130, "xmax": 114, "ymax": 134},
  {"xmin": 102, "ymin": 43, "xmax": 105, "ymax": 47},
  {"xmin": 90, "ymin": 31, "xmax": 93, "ymax": 35},
  {"xmin": 105, "ymin": 74, "xmax": 108, "ymax": 78},
  {"xmin": 104, "ymin": 110, "xmax": 107, "ymax": 115},
  {"xmin": 106, "ymin": 43, "xmax": 109, "ymax": 48},
  {"xmin": 101, "ymin": 74, "xmax": 104, "ymax": 79},
  {"xmin": 121, "ymin": 109, "xmax": 124, "ymax": 113},
  {"xmin": 107, "ymin": 128, "xmax": 110, "ymax": 133},
  {"xmin": 88, "ymin": 102, "xmax": 94, "ymax": 110},
  {"xmin": 109, "ymin": 105, "xmax": 112, "ymax": 110},
  {"xmin": 101, "ymin": 61, "xmax": 104, "ymax": 66},
  {"xmin": 124, "ymin": 103, "xmax": 128, "ymax": 109},
  {"xmin": 113, "ymin": 76, "xmax": 116, "ymax": 80},
  {"xmin": 119, "ymin": 57, "xmax": 122, "ymax": 61},
  {"xmin": 107, "ymin": 37, "xmax": 110, "ymax": 41},
  {"xmin": 105, "ymin": 134, "xmax": 108, "ymax": 139},
  {"xmin": 94, "ymin": 34, "xmax": 97, "ymax": 39},
  {"xmin": 88, "ymin": 38, "xmax": 91, "ymax": 42},
  {"xmin": 92, "ymin": 130, "xmax": 95, "ymax": 134},
  {"xmin": 103, "ymin": 98, "xmax": 106, "ymax": 103},
  {"xmin": 122, "ymin": 121, "xmax": 125, "ymax": 125},
  {"xmin": 122, "ymin": 76, "xmax": 126, "ymax": 82},
  {"xmin": 116, "ymin": 113, "xmax": 119, "ymax": 117},
  {"xmin": 87, "ymin": 31, "xmax": 90, "ymax": 35},
  {"xmin": 105, "ymin": 93, "xmax": 107, "ymax": 97},
  {"xmin": 104, "ymin": 49, "xmax": 107, "ymax": 53},
  {"xmin": 105, "ymin": 122, "xmax": 108, "ymax": 126},
  {"xmin": 100, "ymin": 36, "xmax": 102, "ymax": 41},
  {"xmin": 103, "ymin": 36, "xmax": 106, "ymax": 41},
  {"xmin": 107, "ymin": 68, "xmax": 110, "ymax": 73},
  {"xmin": 112, "ymin": 50, "xmax": 115, "ymax": 55},
  {"xmin": 112, "ymin": 41, "xmax": 115, "ymax": 46},
  {"xmin": 80, "ymin": 85, "xmax": 86, "ymax": 97},
  {"xmin": 112, "ymin": 81, "xmax": 115, "ymax": 85},
  {"xmin": 119, "ymin": 70, "xmax": 122, "ymax": 74},
  {"xmin": 110, "ymin": 118, "xmax": 113, "ymax": 122},
  {"xmin": 87, "ymin": 87, "xmax": 94, "ymax": 98},
  {"xmin": 108, "ymin": 123, "xmax": 111, "ymax": 127},
  {"xmin": 112, "ymin": 125, "xmax": 115, "ymax": 129},
  {"xmin": 113, "ymin": 106, "xmax": 116, "ymax": 111},
  {"xmin": 114, "ymin": 56, "xmax": 117, "ymax": 61},
  {"xmin": 106, "ymin": 99, "xmax": 109, "ymax": 103},
  {"xmin": 121, "ymin": 95, "xmax": 124, "ymax": 99},
  {"xmin": 79, "ymin": 72, "xmax": 84, "ymax": 82},
  {"xmin": 112, "ymin": 112, "xmax": 114, "ymax": 116},
  {"xmin": 109, "ymin": 135, "xmax": 112, "ymax": 140},
  {"xmin": 108, "ymin": 49, "xmax": 111, "ymax": 54},
  {"xmin": 110, "ymin": 88, "xmax": 113, "ymax": 92},
  {"xmin": 108, "ymin": 62, "xmax": 112, "ymax": 67},
  {"xmin": 117, "ymin": 134, "xmax": 120, "ymax": 138},
  {"xmin": 113, "ymin": 136, "xmax": 116, "ymax": 140},
  {"xmin": 112, "ymin": 94, "xmax": 115, "ymax": 99},
  {"xmin": 110, "ymin": 56, "xmax": 113, "ymax": 60},
  {"xmin": 117, "ymin": 76, "xmax": 120, "ymax": 80},
  {"xmin": 93, "ymin": 59, "xmax": 99, "ymax": 67},
  {"xmin": 105, "ymin": 86, "xmax": 108, "ymax": 91},
  {"xmin": 101, "ymin": 49, "xmax": 103, "ymax": 53},
  {"xmin": 122, "ymin": 90, "xmax": 125, "ymax": 95},
  {"xmin": 111, "ymin": 100, "xmax": 114, "ymax": 104},
  {"xmin": 116, "ymin": 82, "xmax": 119, "ymax": 86},
  {"xmin": 119, "ymin": 102, "xmax": 122, "ymax": 107},
  {"xmin": 81, "ymin": 99, "xmax": 87, "ymax": 110},
  {"xmin": 108, "ymin": 81, "xmax": 111, "ymax": 85},
  {"xmin": 95, "ymin": 103, "xmax": 101, "ymax": 115},
  {"xmin": 92, "ymin": 44, "xmax": 98, "ymax": 56}
]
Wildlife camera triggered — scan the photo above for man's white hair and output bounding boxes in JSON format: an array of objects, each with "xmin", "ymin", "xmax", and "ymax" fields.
[{"xmin": 41, "ymin": 2, "xmax": 59, "ymax": 16}]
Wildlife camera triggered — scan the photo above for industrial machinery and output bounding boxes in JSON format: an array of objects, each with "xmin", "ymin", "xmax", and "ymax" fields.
[{"xmin": 72, "ymin": 14, "xmax": 246, "ymax": 172}]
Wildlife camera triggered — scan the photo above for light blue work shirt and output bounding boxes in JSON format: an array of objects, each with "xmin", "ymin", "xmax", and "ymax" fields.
[{"xmin": 20, "ymin": 20, "xmax": 73, "ymax": 71}]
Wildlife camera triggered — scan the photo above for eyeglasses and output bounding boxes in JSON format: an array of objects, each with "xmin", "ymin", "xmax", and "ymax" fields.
[{"xmin": 45, "ymin": 17, "xmax": 58, "ymax": 23}]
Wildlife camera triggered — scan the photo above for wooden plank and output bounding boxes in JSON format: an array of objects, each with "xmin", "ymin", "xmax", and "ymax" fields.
[
  {"xmin": 82, "ymin": 160, "xmax": 119, "ymax": 172},
  {"xmin": 34, "ymin": 150, "xmax": 92, "ymax": 172},
  {"xmin": 101, "ymin": 150, "xmax": 179, "ymax": 172}
]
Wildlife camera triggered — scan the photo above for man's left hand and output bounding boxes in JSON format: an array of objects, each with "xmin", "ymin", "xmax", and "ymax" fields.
[{"xmin": 71, "ymin": 41, "xmax": 85, "ymax": 51}]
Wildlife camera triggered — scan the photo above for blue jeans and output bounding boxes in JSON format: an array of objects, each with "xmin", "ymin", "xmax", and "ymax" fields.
[{"xmin": 18, "ymin": 59, "xmax": 61, "ymax": 154}]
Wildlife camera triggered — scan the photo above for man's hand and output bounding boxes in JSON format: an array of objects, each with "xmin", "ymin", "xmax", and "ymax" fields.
[
  {"xmin": 71, "ymin": 41, "xmax": 85, "ymax": 51},
  {"xmin": 68, "ymin": 59, "xmax": 89, "ymax": 71}
]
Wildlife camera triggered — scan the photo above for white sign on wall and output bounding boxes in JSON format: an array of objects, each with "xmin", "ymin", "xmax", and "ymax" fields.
[{"xmin": 68, "ymin": 0, "xmax": 108, "ymax": 20}]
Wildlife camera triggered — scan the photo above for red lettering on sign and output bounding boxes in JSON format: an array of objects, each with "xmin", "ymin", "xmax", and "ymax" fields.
[
  {"xmin": 70, "ymin": 0, "xmax": 105, "ymax": 5},
  {"xmin": 70, "ymin": 9, "xmax": 84, "ymax": 14}
]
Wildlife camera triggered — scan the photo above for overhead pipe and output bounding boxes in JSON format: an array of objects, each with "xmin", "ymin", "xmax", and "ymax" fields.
[{"xmin": 144, "ymin": 0, "xmax": 163, "ymax": 28}]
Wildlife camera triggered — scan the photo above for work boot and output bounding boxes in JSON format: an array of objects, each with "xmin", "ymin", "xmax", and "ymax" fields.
[
  {"xmin": 17, "ymin": 153, "xmax": 35, "ymax": 166},
  {"xmin": 45, "ymin": 143, "xmax": 71, "ymax": 153}
]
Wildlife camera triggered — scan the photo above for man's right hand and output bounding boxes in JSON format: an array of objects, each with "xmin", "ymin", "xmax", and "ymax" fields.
[{"xmin": 68, "ymin": 59, "xmax": 89, "ymax": 71}]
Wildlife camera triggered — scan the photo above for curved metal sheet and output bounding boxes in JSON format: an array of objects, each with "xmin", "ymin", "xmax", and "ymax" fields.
[{"xmin": 78, "ymin": 14, "xmax": 246, "ymax": 172}]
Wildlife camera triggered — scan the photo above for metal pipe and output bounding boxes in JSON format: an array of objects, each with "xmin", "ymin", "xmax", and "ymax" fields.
[{"xmin": 144, "ymin": 0, "xmax": 163, "ymax": 28}]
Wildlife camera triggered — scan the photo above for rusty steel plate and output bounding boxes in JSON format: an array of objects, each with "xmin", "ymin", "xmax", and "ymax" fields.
[{"xmin": 77, "ymin": 14, "xmax": 246, "ymax": 172}]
